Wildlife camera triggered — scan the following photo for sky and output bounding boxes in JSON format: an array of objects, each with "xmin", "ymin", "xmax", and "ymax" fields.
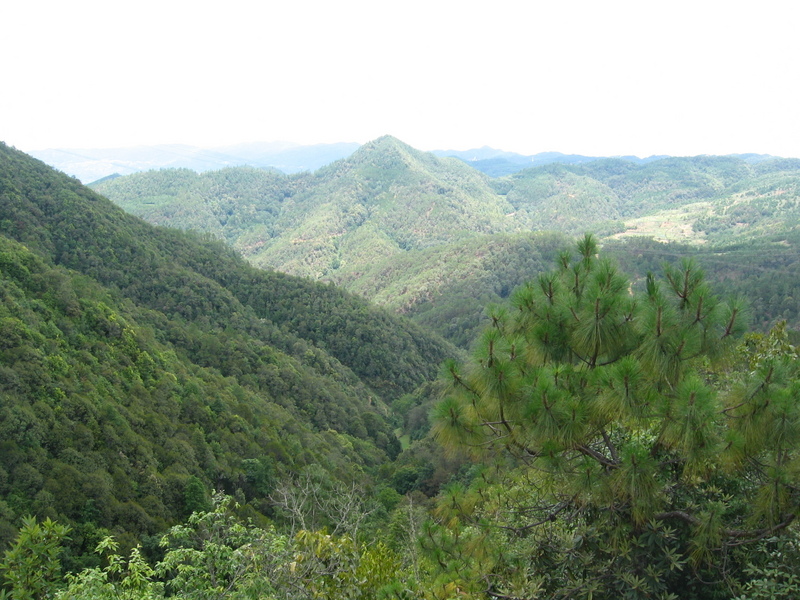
[{"xmin": 2, "ymin": 0, "xmax": 799, "ymax": 158}]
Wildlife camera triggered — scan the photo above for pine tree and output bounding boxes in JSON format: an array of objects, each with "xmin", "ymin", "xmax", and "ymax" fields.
[{"xmin": 431, "ymin": 235, "xmax": 799, "ymax": 599}]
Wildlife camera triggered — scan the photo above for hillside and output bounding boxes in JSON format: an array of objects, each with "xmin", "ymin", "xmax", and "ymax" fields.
[
  {"xmin": 0, "ymin": 141, "xmax": 456, "ymax": 548},
  {"xmin": 4, "ymin": 141, "xmax": 800, "ymax": 599},
  {"xmin": 332, "ymin": 231, "xmax": 569, "ymax": 347},
  {"xmin": 94, "ymin": 136, "xmax": 519, "ymax": 279},
  {"xmin": 93, "ymin": 138, "xmax": 800, "ymax": 345}
]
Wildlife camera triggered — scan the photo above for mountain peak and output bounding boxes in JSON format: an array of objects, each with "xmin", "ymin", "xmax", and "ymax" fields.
[
  {"xmin": 337, "ymin": 135, "xmax": 432, "ymax": 173},
  {"xmin": 361, "ymin": 135, "xmax": 415, "ymax": 153}
]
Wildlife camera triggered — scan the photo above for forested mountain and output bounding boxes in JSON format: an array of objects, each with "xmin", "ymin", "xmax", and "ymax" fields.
[
  {"xmin": 506, "ymin": 155, "xmax": 800, "ymax": 241},
  {"xmin": 94, "ymin": 138, "xmax": 800, "ymax": 346},
  {"xmin": 0, "ymin": 142, "xmax": 455, "ymax": 551},
  {"xmin": 93, "ymin": 136, "xmax": 519, "ymax": 279},
  {"xmin": 432, "ymin": 147, "xmax": 669, "ymax": 176},
  {"xmin": 5, "ymin": 141, "xmax": 800, "ymax": 599}
]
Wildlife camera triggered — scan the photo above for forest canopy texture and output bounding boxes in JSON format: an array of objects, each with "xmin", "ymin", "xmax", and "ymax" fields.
[{"xmin": 2, "ymin": 142, "xmax": 800, "ymax": 600}]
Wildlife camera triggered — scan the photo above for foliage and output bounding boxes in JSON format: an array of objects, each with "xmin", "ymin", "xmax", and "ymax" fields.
[
  {"xmin": 56, "ymin": 537, "xmax": 162, "ymax": 600},
  {"xmin": 0, "ymin": 141, "xmax": 452, "ymax": 553},
  {"xmin": 1, "ymin": 516, "xmax": 70, "ymax": 600},
  {"xmin": 605, "ymin": 234, "xmax": 800, "ymax": 332},
  {"xmin": 157, "ymin": 494, "xmax": 284, "ymax": 600},
  {"xmin": 430, "ymin": 235, "xmax": 800, "ymax": 598},
  {"xmin": 732, "ymin": 528, "xmax": 800, "ymax": 600},
  {"xmin": 4, "ymin": 499, "xmax": 417, "ymax": 600}
]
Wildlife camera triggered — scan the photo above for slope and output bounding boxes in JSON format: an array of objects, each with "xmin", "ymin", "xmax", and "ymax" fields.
[
  {"xmin": 0, "ymin": 142, "xmax": 455, "ymax": 548},
  {"xmin": 94, "ymin": 135, "xmax": 517, "ymax": 280},
  {"xmin": 92, "ymin": 139, "xmax": 800, "ymax": 347}
]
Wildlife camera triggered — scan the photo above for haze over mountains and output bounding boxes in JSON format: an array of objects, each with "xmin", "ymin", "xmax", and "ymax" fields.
[
  {"xmin": 30, "ymin": 142, "xmax": 362, "ymax": 183},
  {"xmin": 30, "ymin": 138, "xmax": 768, "ymax": 184}
]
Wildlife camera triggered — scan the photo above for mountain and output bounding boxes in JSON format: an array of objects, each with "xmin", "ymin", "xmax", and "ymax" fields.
[
  {"xmin": 93, "ymin": 136, "xmax": 520, "ymax": 280},
  {"xmin": 92, "ymin": 137, "xmax": 800, "ymax": 346},
  {"xmin": 433, "ymin": 147, "xmax": 669, "ymax": 176},
  {"xmin": 29, "ymin": 142, "xmax": 361, "ymax": 183},
  {"xmin": 0, "ymin": 141, "xmax": 455, "ymax": 548},
  {"xmin": 33, "ymin": 139, "xmax": 785, "ymax": 185},
  {"xmin": 89, "ymin": 135, "xmax": 637, "ymax": 283}
]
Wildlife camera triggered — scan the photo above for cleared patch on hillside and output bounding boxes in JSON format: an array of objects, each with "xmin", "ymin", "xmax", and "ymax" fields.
[{"xmin": 609, "ymin": 201, "xmax": 711, "ymax": 244}]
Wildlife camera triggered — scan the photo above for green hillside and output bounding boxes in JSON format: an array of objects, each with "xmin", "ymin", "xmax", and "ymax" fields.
[
  {"xmin": 0, "ymin": 142, "xmax": 455, "ymax": 550},
  {"xmin": 518, "ymin": 156, "xmax": 800, "ymax": 243},
  {"xmin": 332, "ymin": 231, "xmax": 569, "ymax": 347},
  {"xmin": 604, "ymin": 234, "xmax": 800, "ymax": 332},
  {"xmin": 93, "ymin": 139, "xmax": 800, "ymax": 347},
  {"xmin": 93, "ymin": 144, "xmax": 800, "ymax": 258},
  {"xmin": 94, "ymin": 136, "xmax": 517, "ymax": 279},
  {"xmin": 4, "ymin": 141, "xmax": 800, "ymax": 599}
]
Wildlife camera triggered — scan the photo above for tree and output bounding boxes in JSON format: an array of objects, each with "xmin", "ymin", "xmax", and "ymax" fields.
[
  {"xmin": 1, "ymin": 516, "xmax": 71, "ymax": 600},
  {"xmin": 431, "ymin": 235, "xmax": 799, "ymax": 599},
  {"xmin": 55, "ymin": 537, "xmax": 162, "ymax": 600},
  {"xmin": 157, "ymin": 493, "xmax": 285, "ymax": 600},
  {"xmin": 183, "ymin": 476, "xmax": 212, "ymax": 517},
  {"xmin": 269, "ymin": 466, "xmax": 377, "ymax": 540}
]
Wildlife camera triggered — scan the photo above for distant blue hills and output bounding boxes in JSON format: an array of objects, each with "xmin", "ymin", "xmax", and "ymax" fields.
[
  {"xmin": 29, "ymin": 139, "xmax": 777, "ymax": 183},
  {"xmin": 30, "ymin": 141, "xmax": 361, "ymax": 183}
]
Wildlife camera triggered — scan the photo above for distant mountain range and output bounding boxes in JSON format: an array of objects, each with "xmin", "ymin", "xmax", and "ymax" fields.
[
  {"xmin": 30, "ymin": 141, "xmax": 361, "ymax": 183},
  {"xmin": 92, "ymin": 135, "xmax": 800, "ymax": 344},
  {"xmin": 432, "ymin": 147, "xmax": 669, "ymax": 177},
  {"xmin": 31, "ymin": 137, "xmax": 781, "ymax": 184}
]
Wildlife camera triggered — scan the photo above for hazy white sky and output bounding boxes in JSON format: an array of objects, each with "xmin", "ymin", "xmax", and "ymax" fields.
[{"xmin": 2, "ymin": 0, "xmax": 799, "ymax": 157}]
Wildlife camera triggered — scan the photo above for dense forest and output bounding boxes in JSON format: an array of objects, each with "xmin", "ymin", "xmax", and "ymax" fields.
[
  {"xmin": 94, "ymin": 136, "xmax": 800, "ymax": 346},
  {"xmin": 0, "ymin": 142, "xmax": 454, "ymax": 566},
  {"xmin": 3, "ymin": 140, "xmax": 800, "ymax": 599}
]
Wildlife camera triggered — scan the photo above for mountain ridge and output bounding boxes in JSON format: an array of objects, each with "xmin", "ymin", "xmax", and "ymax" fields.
[
  {"xmin": 92, "ymin": 136, "xmax": 800, "ymax": 345},
  {"xmin": 29, "ymin": 141, "xmax": 362, "ymax": 183},
  {"xmin": 0, "ymin": 141, "xmax": 455, "ymax": 546},
  {"xmin": 32, "ymin": 134, "xmax": 787, "ymax": 184}
]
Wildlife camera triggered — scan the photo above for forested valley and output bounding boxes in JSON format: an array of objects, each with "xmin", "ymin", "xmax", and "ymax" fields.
[
  {"xmin": 93, "ymin": 136, "xmax": 800, "ymax": 346},
  {"xmin": 2, "ymin": 139, "xmax": 800, "ymax": 599}
]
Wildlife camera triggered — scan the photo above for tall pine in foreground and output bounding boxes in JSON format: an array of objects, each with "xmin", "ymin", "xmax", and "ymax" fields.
[{"xmin": 431, "ymin": 235, "xmax": 800, "ymax": 599}]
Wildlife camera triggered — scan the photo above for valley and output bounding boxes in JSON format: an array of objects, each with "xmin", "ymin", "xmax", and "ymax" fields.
[
  {"xmin": 92, "ymin": 136, "xmax": 800, "ymax": 345},
  {"xmin": 1, "ymin": 138, "xmax": 799, "ymax": 599}
]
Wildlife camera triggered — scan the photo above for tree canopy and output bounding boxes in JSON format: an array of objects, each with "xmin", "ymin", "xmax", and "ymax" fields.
[{"xmin": 430, "ymin": 235, "xmax": 799, "ymax": 598}]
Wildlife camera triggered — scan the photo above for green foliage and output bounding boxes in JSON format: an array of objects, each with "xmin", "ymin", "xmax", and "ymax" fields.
[
  {"xmin": 605, "ymin": 234, "xmax": 800, "ymax": 332},
  {"xmin": 56, "ymin": 536, "xmax": 162, "ymax": 600},
  {"xmin": 4, "ymin": 498, "xmax": 419, "ymax": 600},
  {"xmin": 0, "ymin": 141, "xmax": 453, "ymax": 553},
  {"xmin": 733, "ymin": 528, "xmax": 800, "ymax": 599},
  {"xmin": 430, "ymin": 235, "xmax": 799, "ymax": 597},
  {"xmin": 1, "ymin": 516, "xmax": 70, "ymax": 600},
  {"xmin": 183, "ymin": 477, "xmax": 212, "ymax": 517},
  {"xmin": 6, "ymin": 132, "xmax": 800, "ymax": 598},
  {"xmin": 157, "ymin": 494, "xmax": 284, "ymax": 600}
]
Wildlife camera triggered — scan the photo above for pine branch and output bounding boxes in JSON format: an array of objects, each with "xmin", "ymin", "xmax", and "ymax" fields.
[
  {"xmin": 577, "ymin": 444, "xmax": 618, "ymax": 468},
  {"xmin": 654, "ymin": 511, "xmax": 796, "ymax": 545},
  {"xmin": 601, "ymin": 429, "xmax": 620, "ymax": 464}
]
